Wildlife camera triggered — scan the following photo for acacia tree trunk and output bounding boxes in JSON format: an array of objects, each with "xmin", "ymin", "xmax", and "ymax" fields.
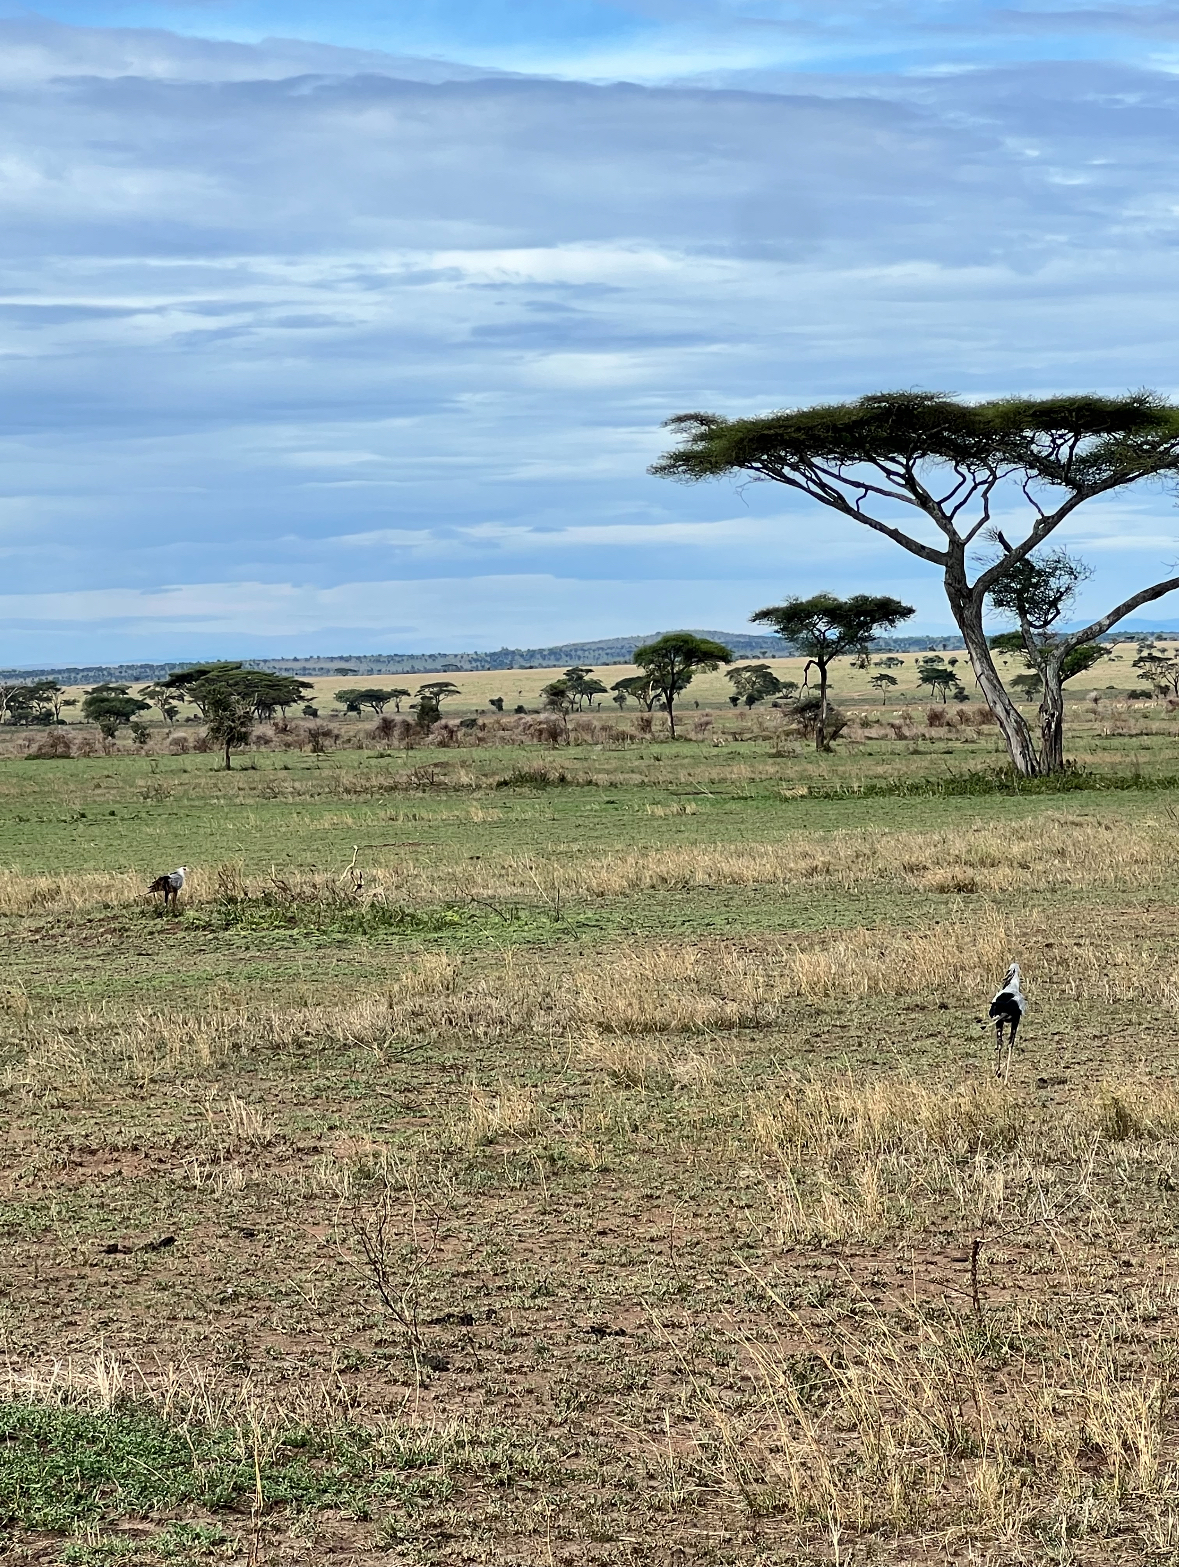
[
  {"xmin": 816, "ymin": 661, "xmax": 829, "ymax": 751},
  {"xmin": 947, "ymin": 569, "xmax": 1043, "ymax": 777},
  {"xmin": 1038, "ymin": 658, "xmax": 1066, "ymax": 773}
]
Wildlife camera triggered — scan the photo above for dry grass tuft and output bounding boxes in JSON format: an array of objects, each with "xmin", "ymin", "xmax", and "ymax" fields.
[
  {"xmin": 702, "ymin": 1306, "xmax": 1176, "ymax": 1540},
  {"xmin": 457, "ymin": 1083, "xmax": 547, "ymax": 1149}
]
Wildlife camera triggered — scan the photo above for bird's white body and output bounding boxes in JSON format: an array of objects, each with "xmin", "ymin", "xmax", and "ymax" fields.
[{"xmin": 169, "ymin": 867, "xmax": 186, "ymax": 891}]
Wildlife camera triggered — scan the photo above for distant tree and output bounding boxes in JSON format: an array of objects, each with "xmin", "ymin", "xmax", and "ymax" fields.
[
  {"xmin": 869, "ymin": 672, "xmax": 898, "ymax": 701},
  {"xmin": 918, "ymin": 663, "xmax": 964, "ymax": 702},
  {"xmin": 130, "ymin": 721, "xmax": 150, "ymax": 747},
  {"xmin": 0, "ymin": 681, "xmax": 31, "ymax": 725},
  {"xmin": 162, "ymin": 662, "xmax": 247, "ymax": 719},
  {"xmin": 249, "ymin": 673, "xmax": 312, "ymax": 721},
  {"xmin": 750, "ymin": 593, "xmax": 915, "ymax": 749},
  {"xmin": 8, "ymin": 680, "xmax": 67, "ymax": 726},
  {"xmin": 541, "ymin": 678, "xmax": 576, "ymax": 717},
  {"xmin": 411, "ymin": 681, "xmax": 460, "ymax": 729},
  {"xmin": 632, "ymin": 633, "xmax": 733, "ymax": 739},
  {"xmin": 140, "ymin": 683, "xmax": 180, "ymax": 723},
  {"xmin": 82, "ymin": 683, "xmax": 150, "ymax": 739},
  {"xmin": 334, "ymin": 686, "xmax": 403, "ymax": 716},
  {"xmin": 30, "ymin": 680, "xmax": 66, "ymax": 722},
  {"xmin": 560, "ymin": 667, "xmax": 608, "ymax": 711},
  {"xmin": 1010, "ymin": 672, "xmax": 1044, "ymax": 700},
  {"xmin": 610, "ymin": 674, "xmax": 658, "ymax": 711},
  {"xmin": 726, "ymin": 663, "xmax": 783, "ymax": 708},
  {"xmin": 875, "ymin": 656, "xmax": 905, "ymax": 669},
  {"xmin": 1132, "ymin": 648, "xmax": 1179, "ymax": 696},
  {"xmin": 161, "ymin": 665, "xmax": 306, "ymax": 766},
  {"xmin": 986, "ymin": 541, "xmax": 1111, "ymax": 769}
]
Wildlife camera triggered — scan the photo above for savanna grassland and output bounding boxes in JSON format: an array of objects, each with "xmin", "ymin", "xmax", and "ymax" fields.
[{"xmin": 9, "ymin": 687, "xmax": 1179, "ymax": 1566}]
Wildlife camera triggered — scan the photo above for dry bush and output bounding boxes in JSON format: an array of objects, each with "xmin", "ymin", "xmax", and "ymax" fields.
[
  {"xmin": 1, "ymin": 991, "xmax": 451, "ymax": 1099},
  {"xmin": 455, "ymin": 1083, "xmax": 547, "ymax": 1149},
  {"xmin": 568, "ymin": 945, "xmax": 773, "ymax": 1035},
  {"xmin": 392, "ymin": 951, "xmax": 461, "ymax": 995},
  {"xmin": 0, "ymin": 868, "xmax": 149, "ymax": 915},
  {"xmin": 767, "ymin": 1156, "xmax": 913, "ymax": 1243},
  {"xmin": 701, "ymin": 1308, "xmax": 1175, "ymax": 1542},
  {"xmin": 25, "ymin": 730, "xmax": 73, "ymax": 759},
  {"xmin": 748, "ymin": 1073, "xmax": 1028, "ymax": 1166},
  {"xmin": 203, "ymin": 1091, "xmax": 274, "ymax": 1152},
  {"xmin": 577, "ymin": 1027, "xmax": 672, "ymax": 1088},
  {"xmin": 370, "ymin": 714, "xmax": 412, "ymax": 746},
  {"xmin": 775, "ymin": 908, "xmax": 1014, "ymax": 1001},
  {"xmin": 926, "ymin": 705, "xmax": 951, "ymax": 727},
  {"xmin": 1082, "ymin": 1080, "xmax": 1179, "ymax": 1142}
]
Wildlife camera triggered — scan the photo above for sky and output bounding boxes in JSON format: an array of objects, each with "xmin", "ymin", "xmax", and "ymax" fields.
[{"xmin": 4, "ymin": 3, "xmax": 1179, "ymax": 661}]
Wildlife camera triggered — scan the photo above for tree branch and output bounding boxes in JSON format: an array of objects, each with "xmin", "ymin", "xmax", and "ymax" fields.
[
  {"xmin": 1060, "ymin": 576, "xmax": 1179, "ymax": 653},
  {"xmin": 756, "ymin": 464, "xmax": 949, "ymax": 566}
]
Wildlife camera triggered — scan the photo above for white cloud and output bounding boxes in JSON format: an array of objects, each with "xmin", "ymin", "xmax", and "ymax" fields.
[{"xmin": 1, "ymin": 22, "xmax": 1179, "ymax": 656}]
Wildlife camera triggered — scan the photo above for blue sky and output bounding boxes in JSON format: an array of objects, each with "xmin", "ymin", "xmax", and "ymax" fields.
[{"xmin": 3, "ymin": 2, "xmax": 1179, "ymax": 661}]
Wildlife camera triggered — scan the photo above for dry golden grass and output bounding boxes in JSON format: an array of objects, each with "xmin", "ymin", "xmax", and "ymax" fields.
[
  {"xmin": 11, "ymin": 904, "xmax": 1179, "ymax": 1108},
  {"xmin": 4, "ymin": 810, "xmax": 1179, "ymax": 916},
  {"xmin": 702, "ymin": 1301, "xmax": 1179, "ymax": 1542}
]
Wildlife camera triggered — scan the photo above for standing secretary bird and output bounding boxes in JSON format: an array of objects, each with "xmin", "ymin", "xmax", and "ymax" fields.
[
  {"xmin": 989, "ymin": 963, "xmax": 1026, "ymax": 1082},
  {"xmin": 147, "ymin": 866, "xmax": 186, "ymax": 914}
]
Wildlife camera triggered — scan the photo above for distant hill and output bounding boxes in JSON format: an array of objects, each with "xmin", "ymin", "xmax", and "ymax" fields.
[{"xmin": 0, "ymin": 628, "xmax": 969, "ymax": 686}]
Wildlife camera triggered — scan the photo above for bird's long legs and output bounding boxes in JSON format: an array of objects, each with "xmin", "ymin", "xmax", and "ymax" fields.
[{"xmin": 994, "ymin": 1018, "xmax": 1019, "ymax": 1083}]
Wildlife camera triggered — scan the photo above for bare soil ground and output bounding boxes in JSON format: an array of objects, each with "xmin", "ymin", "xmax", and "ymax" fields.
[{"xmin": 5, "ymin": 723, "xmax": 1179, "ymax": 1565}]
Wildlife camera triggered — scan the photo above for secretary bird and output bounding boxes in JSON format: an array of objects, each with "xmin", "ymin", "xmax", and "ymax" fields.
[
  {"xmin": 147, "ymin": 866, "xmax": 186, "ymax": 913},
  {"xmin": 989, "ymin": 962, "xmax": 1026, "ymax": 1082}
]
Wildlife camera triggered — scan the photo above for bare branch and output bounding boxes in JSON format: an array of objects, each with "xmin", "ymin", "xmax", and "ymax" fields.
[{"xmin": 1059, "ymin": 576, "xmax": 1179, "ymax": 653}]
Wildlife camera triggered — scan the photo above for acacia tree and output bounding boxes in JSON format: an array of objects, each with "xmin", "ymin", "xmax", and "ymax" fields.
[
  {"xmin": 986, "ymin": 542, "xmax": 1109, "ymax": 770},
  {"xmin": 632, "ymin": 633, "xmax": 733, "ymax": 738},
  {"xmin": 610, "ymin": 673, "xmax": 658, "ymax": 711},
  {"xmin": 561, "ymin": 667, "xmax": 608, "ymax": 710},
  {"xmin": 918, "ymin": 663, "xmax": 963, "ymax": 703},
  {"xmin": 750, "ymin": 593, "xmax": 914, "ymax": 749},
  {"xmin": 162, "ymin": 665, "xmax": 307, "ymax": 766},
  {"xmin": 726, "ymin": 663, "xmax": 783, "ymax": 708},
  {"xmin": 82, "ymin": 683, "xmax": 150, "ymax": 740},
  {"xmin": 411, "ymin": 681, "xmax": 460, "ymax": 729},
  {"xmin": 335, "ymin": 686, "xmax": 403, "ymax": 716},
  {"xmin": 869, "ymin": 672, "xmax": 898, "ymax": 701},
  {"xmin": 140, "ymin": 683, "xmax": 180, "ymax": 724},
  {"xmin": 652, "ymin": 391, "xmax": 1179, "ymax": 775}
]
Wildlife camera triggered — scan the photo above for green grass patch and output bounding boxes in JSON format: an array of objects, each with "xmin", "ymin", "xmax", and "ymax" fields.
[
  {"xmin": 0, "ymin": 1400, "xmax": 453, "ymax": 1533},
  {"xmin": 801, "ymin": 766, "xmax": 1179, "ymax": 800}
]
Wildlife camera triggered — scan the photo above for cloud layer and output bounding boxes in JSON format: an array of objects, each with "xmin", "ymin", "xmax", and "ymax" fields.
[{"xmin": 2, "ymin": 16, "xmax": 1179, "ymax": 658}]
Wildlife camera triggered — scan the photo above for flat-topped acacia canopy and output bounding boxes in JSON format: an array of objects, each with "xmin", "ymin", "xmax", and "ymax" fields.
[{"xmin": 652, "ymin": 391, "xmax": 1179, "ymax": 775}]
